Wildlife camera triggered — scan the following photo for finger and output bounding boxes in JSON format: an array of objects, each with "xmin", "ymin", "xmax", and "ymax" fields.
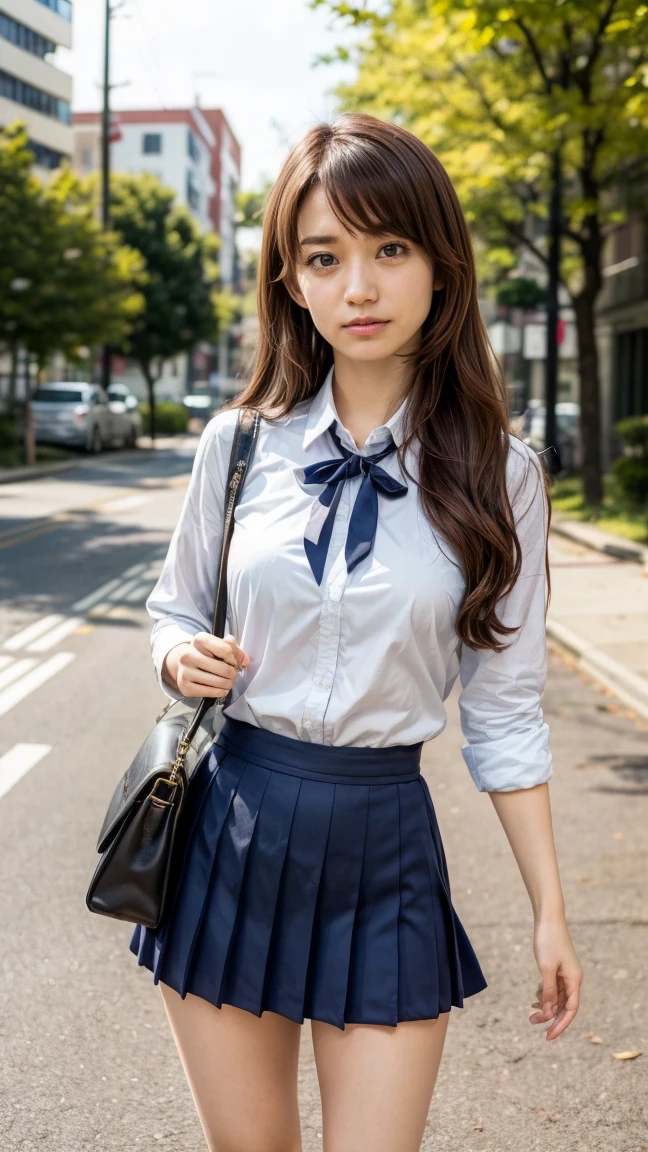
[
  {"xmin": 186, "ymin": 647, "xmax": 237, "ymax": 679},
  {"xmin": 222, "ymin": 634, "xmax": 250, "ymax": 667},
  {"xmin": 545, "ymin": 1005, "xmax": 579, "ymax": 1041},
  {"xmin": 180, "ymin": 669, "xmax": 235, "ymax": 697},
  {"xmin": 194, "ymin": 633, "xmax": 238, "ymax": 668}
]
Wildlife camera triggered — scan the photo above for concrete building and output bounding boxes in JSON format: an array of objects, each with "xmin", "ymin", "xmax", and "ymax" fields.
[
  {"xmin": 72, "ymin": 105, "xmax": 241, "ymax": 286},
  {"xmin": 0, "ymin": 0, "xmax": 73, "ymax": 175}
]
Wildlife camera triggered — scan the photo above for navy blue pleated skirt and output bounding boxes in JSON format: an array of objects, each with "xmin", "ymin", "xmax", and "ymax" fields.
[{"xmin": 129, "ymin": 716, "xmax": 488, "ymax": 1029}]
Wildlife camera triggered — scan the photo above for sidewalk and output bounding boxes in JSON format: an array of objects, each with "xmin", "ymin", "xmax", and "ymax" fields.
[
  {"xmin": 547, "ymin": 518, "xmax": 648, "ymax": 722},
  {"xmin": 0, "ymin": 434, "xmax": 198, "ymax": 485}
]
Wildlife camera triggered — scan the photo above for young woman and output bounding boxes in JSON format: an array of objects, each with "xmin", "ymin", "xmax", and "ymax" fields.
[{"xmin": 129, "ymin": 112, "xmax": 583, "ymax": 1152}]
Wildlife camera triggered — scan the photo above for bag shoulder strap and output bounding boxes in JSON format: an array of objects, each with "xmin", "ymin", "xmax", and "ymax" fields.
[{"xmin": 184, "ymin": 405, "xmax": 261, "ymax": 741}]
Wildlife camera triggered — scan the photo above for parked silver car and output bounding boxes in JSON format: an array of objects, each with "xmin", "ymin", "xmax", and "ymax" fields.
[
  {"xmin": 32, "ymin": 382, "xmax": 137, "ymax": 453},
  {"xmin": 106, "ymin": 383, "xmax": 143, "ymax": 443}
]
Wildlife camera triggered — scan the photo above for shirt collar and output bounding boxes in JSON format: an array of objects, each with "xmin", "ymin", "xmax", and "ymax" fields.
[{"xmin": 302, "ymin": 364, "xmax": 408, "ymax": 453}]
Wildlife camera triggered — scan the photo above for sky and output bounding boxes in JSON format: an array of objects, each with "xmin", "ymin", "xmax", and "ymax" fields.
[{"xmin": 59, "ymin": 0, "xmax": 357, "ymax": 192}]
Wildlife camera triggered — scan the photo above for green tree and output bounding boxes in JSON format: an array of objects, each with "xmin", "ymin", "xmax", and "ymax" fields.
[
  {"xmin": 0, "ymin": 123, "xmax": 144, "ymax": 461},
  {"xmin": 107, "ymin": 173, "xmax": 229, "ymax": 440},
  {"xmin": 312, "ymin": 0, "xmax": 648, "ymax": 504}
]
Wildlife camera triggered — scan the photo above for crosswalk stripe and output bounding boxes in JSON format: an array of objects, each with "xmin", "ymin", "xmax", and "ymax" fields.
[
  {"xmin": 0, "ymin": 658, "xmax": 37, "ymax": 690},
  {"xmin": 27, "ymin": 617, "xmax": 83, "ymax": 653},
  {"xmin": 0, "ymin": 652, "xmax": 75, "ymax": 719},
  {"xmin": 3, "ymin": 615, "xmax": 65, "ymax": 651},
  {"xmin": 0, "ymin": 743, "xmax": 52, "ymax": 801},
  {"xmin": 72, "ymin": 577, "xmax": 124, "ymax": 613}
]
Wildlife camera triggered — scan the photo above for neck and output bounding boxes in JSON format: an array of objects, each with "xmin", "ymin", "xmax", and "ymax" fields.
[{"xmin": 331, "ymin": 351, "xmax": 414, "ymax": 450}]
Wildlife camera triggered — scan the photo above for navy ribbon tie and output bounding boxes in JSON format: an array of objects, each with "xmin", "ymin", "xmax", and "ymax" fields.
[{"xmin": 297, "ymin": 423, "xmax": 408, "ymax": 585}]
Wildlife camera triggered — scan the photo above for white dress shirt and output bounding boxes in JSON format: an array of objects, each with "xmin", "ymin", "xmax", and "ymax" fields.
[{"xmin": 147, "ymin": 364, "xmax": 553, "ymax": 792}]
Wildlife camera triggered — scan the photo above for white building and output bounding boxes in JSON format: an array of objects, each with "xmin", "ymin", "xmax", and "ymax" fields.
[
  {"xmin": 72, "ymin": 105, "xmax": 241, "ymax": 286},
  {"xmin": 0, "ymin": 0, "xmax": 73, "ymax": 174}
]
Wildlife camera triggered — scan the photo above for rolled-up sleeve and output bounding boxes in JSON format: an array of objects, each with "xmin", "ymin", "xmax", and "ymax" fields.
[
  {"xmin": 146, "ymin": 411, "xmax": 235, "ymax": 699},
  {"xmin": 457, "ymin": 438, "xmax": 553, "ymax": 792}
]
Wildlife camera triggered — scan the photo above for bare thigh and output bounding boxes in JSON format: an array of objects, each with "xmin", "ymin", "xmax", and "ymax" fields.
[
  {"xmin": 159, "ymin": 982, "xmax": 303, "ymax": 1152},
  {"xmin": 311, "ymin": 1011, "xmax": 450, "ymax": 1152}
]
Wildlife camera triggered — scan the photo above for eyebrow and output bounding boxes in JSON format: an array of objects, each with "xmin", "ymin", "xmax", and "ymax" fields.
[{"xmin": 298, "ymin": 234, "xmax": 340, "ymax": 247}]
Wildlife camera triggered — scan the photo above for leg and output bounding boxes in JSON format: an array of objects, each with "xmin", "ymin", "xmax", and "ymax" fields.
[
  {"xmin": 311, "ymin": 1011, "xmax": 450, "ymax": 1152},
  {"xmin": 159, "ymin": 981, "xmax": 303, "ymax": 1152}
]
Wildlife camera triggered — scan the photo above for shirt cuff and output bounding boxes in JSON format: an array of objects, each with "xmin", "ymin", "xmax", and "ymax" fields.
[
  {"xmin": 151, "ymin": 623, "xmax": 201, "ymax": 702},
  {"xmin": 461, "ymin": 723, "xmax": 553, "ymax": 792}
]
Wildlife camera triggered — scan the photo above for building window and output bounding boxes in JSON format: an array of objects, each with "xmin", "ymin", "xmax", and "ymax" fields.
[
  {"xmin": 142, "ymin": 132, "xmax": 162, "ymax": 155},
  {"xmin": 186, "ymin": 169, "xmax": 200, "ymax": 212},
  {"xmin": 0, "ymin": 13, "xmax": 56, "ymax": 59},
  {"xmin": 614, "ymin": 329, "xmax": 648, "ymax": 420},
  {"xmin": 28, "ymin": 138, "xmax": 65, "ymax": 169},
  {"xmin": 34, "ymin": 0, "xmax": 72, "ymax": 20},
  {"xmin": 0, "ymin": 69, "xmax": 71, "ymax": 124},
  {"xmin": 187, "ymin": 129, "xmax": 200, "ymax": 163}
]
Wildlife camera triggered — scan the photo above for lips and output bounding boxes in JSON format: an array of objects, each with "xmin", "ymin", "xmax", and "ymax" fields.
[{"xmin": 343, "ymin": 318, "xmax": 390, "ymax": 334}]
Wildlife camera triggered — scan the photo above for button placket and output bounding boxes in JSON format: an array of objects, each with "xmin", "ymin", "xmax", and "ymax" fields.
[{"xmin": 299, "ymin": 476, "xmax": 354, "ymax": 742}]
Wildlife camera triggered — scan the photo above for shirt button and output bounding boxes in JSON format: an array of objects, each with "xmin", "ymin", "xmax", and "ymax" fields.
[{"xmin": 314, "ymin": 678, "xmax": 327, "ymax": 689}]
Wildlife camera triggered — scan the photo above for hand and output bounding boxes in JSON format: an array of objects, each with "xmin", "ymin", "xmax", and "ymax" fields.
[
  {"xmin": 163, "ymin": 632, "xmax": 250, "ymax": 699},
  {"xmin": 530, "ymin": 916, "xmax": 583, "ymax": 1040}
]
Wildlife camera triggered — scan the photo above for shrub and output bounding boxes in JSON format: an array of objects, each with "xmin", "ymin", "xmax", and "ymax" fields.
[
  {"xmin": 138, "ymin": 401, "xmax": 189, "ymax": 435},
  {"xmin": 615, "ymin": 415, "xmax": 648, "ymax": 453},
  {"xmin": 612, "ymin": 457, "xmax": 648, "ymax": 503},
  {"xmin": 614, "ymin": 415, "xmax": 648, "ymax": 503}
]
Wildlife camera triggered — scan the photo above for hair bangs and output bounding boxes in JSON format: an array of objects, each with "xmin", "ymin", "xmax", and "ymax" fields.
[{"xmin": 317, "ymin": 142, "xmax": 427, "ymax": 249}]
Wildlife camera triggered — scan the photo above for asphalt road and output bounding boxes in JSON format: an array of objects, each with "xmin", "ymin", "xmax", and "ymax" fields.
[{"xmin": 0, "ymin": 441, "xmax": 646, "ymax": 1151}]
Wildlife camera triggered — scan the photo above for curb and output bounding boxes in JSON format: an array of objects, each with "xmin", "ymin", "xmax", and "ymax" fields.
[
  {"xmin": 550, "ymin": 518, "xmax": 648, "ymax": 567},
  {"xmin": 547, "ymin": 617, "xmax": 648, "ymax": 724},
  {"xmin": 0, "ymin": 438, "xmax": 193, "ymax": 486}
]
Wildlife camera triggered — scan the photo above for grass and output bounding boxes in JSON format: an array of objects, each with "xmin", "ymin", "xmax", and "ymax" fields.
[
  {"xmin": 0, "ymin": 443, "xmax": 76, "ymax": 470},
  {"xmin": 548, "ymin": 472, "xmax": 648, "ymax": 545}
]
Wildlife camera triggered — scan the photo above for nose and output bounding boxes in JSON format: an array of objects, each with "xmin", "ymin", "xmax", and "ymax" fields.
[{"xmin": 343, "ymin": 257, "xmax": 378, "ymax": 306}]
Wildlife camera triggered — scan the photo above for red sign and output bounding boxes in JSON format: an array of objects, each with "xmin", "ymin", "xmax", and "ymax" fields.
[{"xmin": 109, "ymin": 113, "xmax": 122, "ymax": 144}]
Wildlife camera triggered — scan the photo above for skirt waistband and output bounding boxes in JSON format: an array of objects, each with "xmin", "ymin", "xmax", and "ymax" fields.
[{"xmin": 215, "ymin": 717, "xmax": 423, "ymax": 785}]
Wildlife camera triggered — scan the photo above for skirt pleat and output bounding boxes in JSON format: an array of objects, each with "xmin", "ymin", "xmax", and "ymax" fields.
[
  {"xmin": 304, "ymin": 783, "xmax": 369, "ymax": 1027},
  {"xmin": 129, "ymin": 718, "xmax": 488, "ymax": 1028}
]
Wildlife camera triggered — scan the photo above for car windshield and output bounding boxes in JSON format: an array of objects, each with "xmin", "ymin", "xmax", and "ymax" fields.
[{"xmin": 33, "ymin": 389, "xmax": 86, "ymax": 404}]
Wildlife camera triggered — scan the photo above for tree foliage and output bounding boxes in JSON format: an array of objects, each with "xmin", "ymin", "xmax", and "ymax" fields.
[
  {"xmin": 0, "ymin": 122, "xmax": 143, "ymax": 386},
  {"xmin": 106, "ymin": 172, "xmax": 230, "ymax": 438},
  {"xmin": 311, "ymin": 0, "xmax": 648, "ymax": 501}
]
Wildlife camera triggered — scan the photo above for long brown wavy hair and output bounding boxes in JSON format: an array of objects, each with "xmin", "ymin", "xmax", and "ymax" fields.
[{"xmin": 232, "ymin": 112, "xmax": 551, "ymax": 652}]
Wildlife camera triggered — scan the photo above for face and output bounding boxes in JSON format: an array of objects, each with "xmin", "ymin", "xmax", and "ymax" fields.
[{"xmin": 286, "ymin": 184, "xmax": 442, "ymax": 363}]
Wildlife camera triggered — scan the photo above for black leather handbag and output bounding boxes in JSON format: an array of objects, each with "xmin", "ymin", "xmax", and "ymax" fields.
[{"xmin": 85, "ymin": 406, "xmax": 261, "ymax": 931}]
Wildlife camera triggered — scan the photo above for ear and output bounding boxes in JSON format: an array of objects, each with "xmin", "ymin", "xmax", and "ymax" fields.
[
  {"xmin": 284, "ymin": 272, "xmax": 308, "ymax": 310},
  {"xmin": 433, "ymin": 276, "xmax": 445, "ymax": 292}
]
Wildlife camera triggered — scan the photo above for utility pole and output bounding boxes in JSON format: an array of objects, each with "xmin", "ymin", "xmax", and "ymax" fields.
[
  {"xmin": 100, "ymin": 0, "xmax": 111, "ymax": 391},
  {"xmin": 544, "ymin": 148, "xmax": 561, "ymax": 473}
]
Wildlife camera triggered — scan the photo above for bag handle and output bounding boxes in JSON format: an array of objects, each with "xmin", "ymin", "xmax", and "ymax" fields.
[{"xmin": 159, "ymin": 406, "xmax": 261, "ymax": 747}]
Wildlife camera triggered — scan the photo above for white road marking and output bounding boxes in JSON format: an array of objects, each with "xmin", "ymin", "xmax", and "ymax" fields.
[
  {"xmin": 0, "ymin": 743, "xmax": 52, "ymax": 801},
  {"xmin": 0, "ymin": 656, "xmax": 13, "ymax": 671},
  {"xmin": 27, "ymin": 617, "xmax": 84, "ymax": 652},
  {"xmin": 72, "ymin": 577, "xmax": 124, "ymax": 612},
  {"xmin": 99, "ymin": 494, "xmax": 150, "ymax": 513},
  {"xmin": 108, "ymin": 577, "xmax": 142, "ymax": 601},
  {"xmin": 0, "ymin": 652, "xmax": 75, "ymax": 719},
  {"xmin": 3, "ymin": 614, "xmax": 65, "ymax": 651},
  {"xmin": 123, "ymin": 561, "xmax": 149, "ymax": 577},
  {"xmin": 124, "ymin": 582, "xmax": 152, "ymax": 603},
  {"xmin": 0, "ymin": 658, "xmax": 37, "ymax": 690}
]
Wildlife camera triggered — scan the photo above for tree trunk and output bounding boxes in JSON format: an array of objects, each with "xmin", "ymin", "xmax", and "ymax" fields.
[
  {"xmin": 7, "ymin": 342, "xmax": 19, "ymax": 412},
  {"xmin": 23, "ymin": 354, "xmax": 36, "ymax": 467},
  {"xmin": 573, "ymin": 289, "xmax": 603, "ymax": 506},
  {"xmin": 142, "ymin": 364, "xmax": 156, "ymax": 443}
]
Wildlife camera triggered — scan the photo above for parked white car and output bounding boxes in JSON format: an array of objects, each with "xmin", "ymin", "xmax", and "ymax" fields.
[
  {"xmin": 32, "ymin": 382, "xmax": 137, "ymax": 453},
  {"xmin": 106, "ymin": 383, "xmax": 143, "ymax": 443}
]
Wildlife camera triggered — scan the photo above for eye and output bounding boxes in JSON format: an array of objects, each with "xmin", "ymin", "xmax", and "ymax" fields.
[
  {"xmin": 305, "ymin": 253, "xmax": 338, "ymax": 270},
  {"xmin": 380, "ymin": 242, "xmax": 409, "ymax": 259}
]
